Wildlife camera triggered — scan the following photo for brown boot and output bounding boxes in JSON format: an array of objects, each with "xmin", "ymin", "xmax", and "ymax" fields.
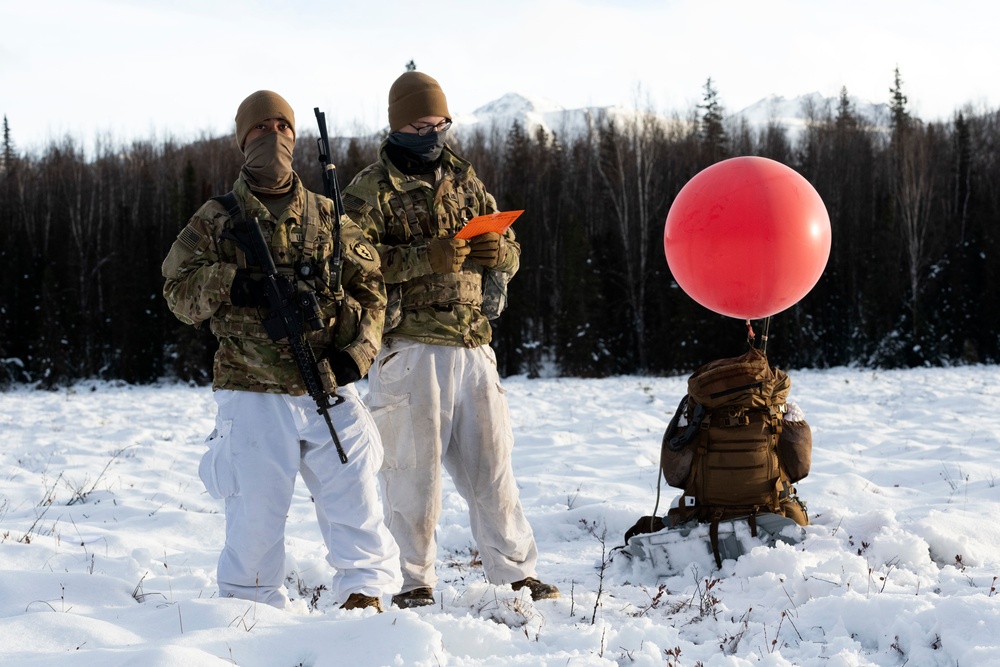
[
  {"xmin": 391, "ymin": 587, "xmax": 435, "ymax": 608},
  {"xmin": 511, "ymin": 577, "xmax": 560, "ymax": 600},
  {"xmin": 340, "ymin": 592, "xmax": 383, "ymax": 612}
]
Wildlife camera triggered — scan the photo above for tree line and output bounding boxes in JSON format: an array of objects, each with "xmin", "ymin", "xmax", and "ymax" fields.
[{"xmin": 2, "ymin": 71, "xmax": 998, "ymax": 388}]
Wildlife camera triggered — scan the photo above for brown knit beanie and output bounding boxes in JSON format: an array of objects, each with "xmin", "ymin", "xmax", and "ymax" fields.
[
  {"xmin": 387, "ymin": 72, "xmax": 451, "ymax": 132},
  {"xmin": 235, "ymin": 90, "xmax": 295, "ymax": 150}
]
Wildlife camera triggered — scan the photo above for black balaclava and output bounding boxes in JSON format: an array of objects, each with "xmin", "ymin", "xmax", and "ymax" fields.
[{"xmin": 386, "ymin": 130, "xmax": 447, "ymax": 175}]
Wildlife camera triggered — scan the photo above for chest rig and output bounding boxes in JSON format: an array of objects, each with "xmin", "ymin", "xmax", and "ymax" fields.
[
  {"xmin": 378, "ymin": 165, "xmax": 484, "ymax": 312},
  {"xmin": 212, "ymin": 190, "xmax": 340, "ymax": 339},
  {"xmin": 221, "ymin": 192, "xmax": 336, "ymax": 287}
]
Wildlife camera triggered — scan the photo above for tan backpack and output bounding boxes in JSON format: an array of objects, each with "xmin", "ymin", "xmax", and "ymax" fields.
[{"xmin": 661, "ymin": 348, "xmax": 810, "ymax": 565}]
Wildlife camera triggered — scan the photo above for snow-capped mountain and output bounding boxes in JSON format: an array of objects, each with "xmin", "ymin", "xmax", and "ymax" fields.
[
  {"xmin": 733, "ymin": 91, "xmax": 890, "ymax": 138},
  {"xmin": 451, "ymin": 91, "xmax": 891, "ymax": 143},
  {"xmin": 451, "ymin": 92, "xmax": 652, "ymax": 140}
]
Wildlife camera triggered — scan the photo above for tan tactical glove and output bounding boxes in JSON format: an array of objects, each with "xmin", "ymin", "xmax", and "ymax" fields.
[
  {"xmin": 466, "ymin": 232, "xmax": 506, "ymax": 268},
  {"xmin": 426, "ymin": 237, "xmax": 470, "ymax": 273}
]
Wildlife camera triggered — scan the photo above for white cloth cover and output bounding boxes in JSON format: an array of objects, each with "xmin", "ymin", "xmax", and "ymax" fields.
[
  {"xmin": 366, "ymin": 340, "xmax": 538, "ymax": 592},
  {"xmin": 200, "ymin": 384, "xmax": 402, "ymax": 608}
]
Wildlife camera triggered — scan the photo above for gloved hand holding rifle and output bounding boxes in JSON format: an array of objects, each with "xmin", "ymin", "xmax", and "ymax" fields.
[{"xmin": 238, "ymin": 213, "xmax": 349, "ymax": 464}]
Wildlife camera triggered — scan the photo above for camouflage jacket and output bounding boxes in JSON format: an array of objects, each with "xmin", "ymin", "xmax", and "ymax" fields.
[
  {"xmin": 161, "ymin": 174, "xmax": 385, "ymax": 394},
  {"xmin": 342, "ymin": 141, "xmax": 519, "ymax": 348}
]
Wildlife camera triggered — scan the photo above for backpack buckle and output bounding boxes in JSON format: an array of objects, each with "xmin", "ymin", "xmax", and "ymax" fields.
[{"xmin": 720, "ymin": 406, "xmax": 749, "ymax": 428}]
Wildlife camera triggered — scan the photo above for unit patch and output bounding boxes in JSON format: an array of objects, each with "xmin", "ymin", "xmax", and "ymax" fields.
[{"xmin": 353, "ymin": 243, "xmax": 375, "ymax": 262}]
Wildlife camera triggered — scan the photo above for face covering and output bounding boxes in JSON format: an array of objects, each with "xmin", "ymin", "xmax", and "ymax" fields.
[
  {"xmin": 241, "ymin": 131, "xmax": 295, "ymax": 195},
  {"xmin": 387, "ymin": 130, "xmax": 447, "ymax": 163}
]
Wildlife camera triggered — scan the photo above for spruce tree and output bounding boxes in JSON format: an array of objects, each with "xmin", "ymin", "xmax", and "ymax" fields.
[
  {"xmin": 889, "ymin": 66, "xmax": 910, "ymax": 132},
  {"xmin": 1, "ymin": 115, "xmax": 14, "ymax": 173},
  {"xmin": 698, "ymin": 78, "xmax": 727, "ymax": 163}
]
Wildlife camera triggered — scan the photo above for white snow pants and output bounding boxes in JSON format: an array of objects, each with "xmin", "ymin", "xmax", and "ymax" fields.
[
  {"xmin": 200, "ymin": 385, "xmax": 402, "ymax": 608},
  {"xmin": 366, "ymin": 339, "xmax": 539, "ymax": 592}
]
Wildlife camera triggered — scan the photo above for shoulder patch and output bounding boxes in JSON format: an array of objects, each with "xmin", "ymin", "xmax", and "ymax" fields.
[
  {"xmin": 338, "ymin": 219, "xmax": 381, "ymax": 274},
  {"xmin": 352, "ymin": 241, "xmax": 375, "ymax": 262},
  {"xmin": 176, "ymin": 208, "xmax": 219, "ymax": 254},
  {"xmin": 177, "ymin": 224, "xmax": 203, "ymax": 252},
  {"xmin": 342, "ymin": 192, "xmax": 373, "ymax": 216}
]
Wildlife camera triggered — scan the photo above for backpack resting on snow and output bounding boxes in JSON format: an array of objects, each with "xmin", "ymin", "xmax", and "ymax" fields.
[{"xmin": 625, "ymin": 347, "xmax": 812, "ymax": 568}]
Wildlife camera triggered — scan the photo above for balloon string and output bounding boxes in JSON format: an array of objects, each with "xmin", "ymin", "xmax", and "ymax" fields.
[{"xmin": 746, "ymin": 317, "xmax": 772, "ymax": 352}]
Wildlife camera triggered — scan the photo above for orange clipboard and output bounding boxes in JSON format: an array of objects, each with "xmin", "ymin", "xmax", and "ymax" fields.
[{"xmin": 454, "ymin": 210, "xmax": 524, "ymax": 240}]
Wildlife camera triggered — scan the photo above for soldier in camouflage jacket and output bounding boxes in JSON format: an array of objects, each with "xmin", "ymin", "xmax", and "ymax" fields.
[
  {"xmin": 161, "ymin": 90, "xmax": 401, "ymax": 611},
  {"xmin": 342, "ymin": 72, "xmax": 558, "ymax": 608}
]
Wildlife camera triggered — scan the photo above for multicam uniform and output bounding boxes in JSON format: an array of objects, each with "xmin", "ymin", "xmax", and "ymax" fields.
[
  {"xmin": 162, "ymin": 173, "xmax": 401, "ymax": 607},
  {"xmin": 343, "ymin": 141, "xmax": 540, "ymax": 592}
]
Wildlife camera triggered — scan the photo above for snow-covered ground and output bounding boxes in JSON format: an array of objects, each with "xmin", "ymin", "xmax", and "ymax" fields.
[{"xmin": 2, "ymin": 363, "xmax": 998, "ymax": 666}]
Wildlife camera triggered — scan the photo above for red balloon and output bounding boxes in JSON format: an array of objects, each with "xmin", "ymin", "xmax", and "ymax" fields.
[{"xmin": 663, "ymin": 157, "xmax": 831, "ymax": 319}]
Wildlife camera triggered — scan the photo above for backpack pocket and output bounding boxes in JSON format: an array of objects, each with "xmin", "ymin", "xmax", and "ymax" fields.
[
  {"xmin": 777, "ymin": 419, "xmax": 812, "ymax": 483},
  {"xmin": 661, "ymin": 395, "xmax": 698, "ymax": 488}
]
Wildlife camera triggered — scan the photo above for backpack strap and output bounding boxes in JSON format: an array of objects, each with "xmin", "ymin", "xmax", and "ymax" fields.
[
  {"xmin": 666, "ymin": 399, "xmax": 706, "ymax": 451},
  {"xmin": 708, "ymin": 508, "xmax": 761, "ymax": 569},
  {"xmin": 212, "ymin": 191, "xmax": 242, "ymax": 221},
  {"xmin": 623, "ymin": 515, "xmax": 666, "ymax": 544},
  {"xmin": 213, "ymin": 191, "xmax": 254, "ymax": 268},
  {"xmin": 708, "ymin": 509, "xmax": 724, "ymax": 568}
]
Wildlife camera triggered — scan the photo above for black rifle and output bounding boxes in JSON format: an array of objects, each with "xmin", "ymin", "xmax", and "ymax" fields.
[
  {"xmin": 314, "ymin": 107, "xmax": 344, "ymax": 299},
  {"xmin": 242, "ymin": 215, "xmax": 349, "ymax": 464}
]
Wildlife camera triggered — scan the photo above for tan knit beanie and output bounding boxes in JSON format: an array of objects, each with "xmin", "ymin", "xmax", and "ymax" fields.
[
  {"xmin": 235, "ymin": 90, "xmax": 295, "ymax": 150},
  {"xmin": 387, "ymin": 72, "xmax": 451, "ymax": 132}
]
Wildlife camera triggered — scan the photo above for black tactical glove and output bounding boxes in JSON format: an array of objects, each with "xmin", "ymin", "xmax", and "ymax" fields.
[
  {"xmin": 467, "ymin": 232, "xmax": 506, "ymax": 268},
  {"xmin": 327, "ymin": 350, "xmax": 361, "ymax": 386},
  {"xmin": 426, "ymin": 237, "xmax": 470, "ymax": 273},
  {"xmin": 230, "ymin": 269, "xmax": 268, "ymax": 307}
]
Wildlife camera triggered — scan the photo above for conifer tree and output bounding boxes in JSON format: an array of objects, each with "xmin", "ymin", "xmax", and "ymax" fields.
[
  {"xmin": 889, "ymin": 66, "xmax": 910, "ymax": 133},
  {"xmin": 835, "ymin": 87, "xmax": 857, "ymax": 131},
  {"xmin": 698, "ymin": 78, "xmax": 727, "ymax": 163},
  {"xmin": 1, "ymin": 115, "xmax": 14, "ymax": 173},
  {"xmin": 887, "ymin": 66, "xmax": 935, "ymax": 359}
]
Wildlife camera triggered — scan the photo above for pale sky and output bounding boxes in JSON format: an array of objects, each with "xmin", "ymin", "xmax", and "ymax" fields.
[{"xmin": 2, "ymin": 0, "xmax": 996, "ymax": 152}]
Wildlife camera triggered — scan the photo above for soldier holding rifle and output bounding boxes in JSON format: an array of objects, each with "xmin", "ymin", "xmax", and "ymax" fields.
[{"xmin": 162, "ymin": 90, "xmax": 401, "ymax": 612}]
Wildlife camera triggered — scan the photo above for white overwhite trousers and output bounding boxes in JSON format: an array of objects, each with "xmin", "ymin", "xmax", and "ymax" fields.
[
  {"xmin": 200, "ymin": 385, "xmax": 402, "ymax": 608},
  {"xmin": 366, "ymin": 340, "xmax": 539, "ymax": 592}
]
